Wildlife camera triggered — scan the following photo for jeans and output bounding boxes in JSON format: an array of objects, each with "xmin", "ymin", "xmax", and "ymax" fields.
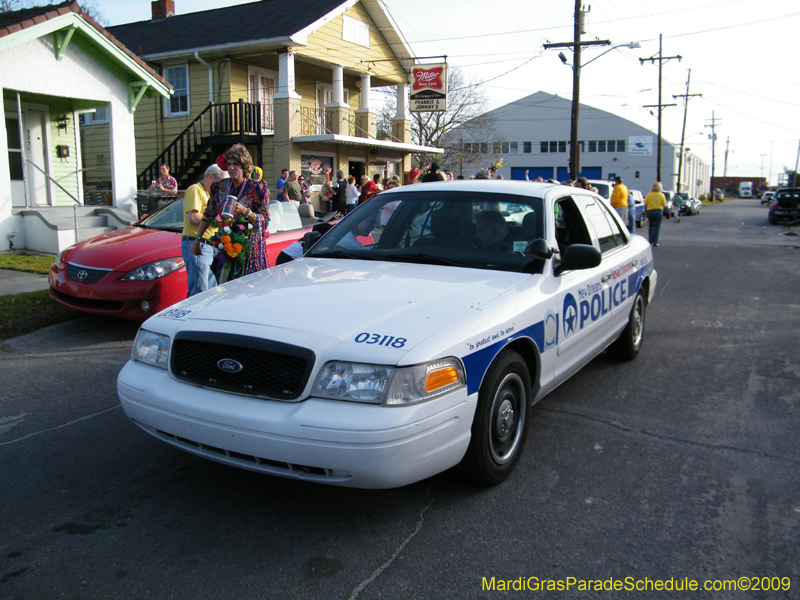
[
  {"xmin": 615, "ymin": 206, "xmax": 628, "ymax": 226},
  {"xmin": 181, "ymin": 239, "xmax": 217, "ymax": 297},
  {"xmin": 627, "ymin": 206, "xmax": 636, "ymax": 235},
  {"xmin": 646, "ymin": 209, "xmax": 663, "ymax": 245}
]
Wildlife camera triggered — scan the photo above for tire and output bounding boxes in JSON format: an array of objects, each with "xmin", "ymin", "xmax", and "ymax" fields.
[
  {"xmin": 608, "ymin": 290, "xmax": 646, "ymax": 361},
  {"xmin": 636, "ymin": 218, "xmax": 643, "ymax": 228},
  {"xmin": 461, "ymin": 350, "xmax": 531, "ymax": 485}
]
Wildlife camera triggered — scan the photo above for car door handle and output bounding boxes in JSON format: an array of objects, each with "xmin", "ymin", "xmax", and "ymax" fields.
[{"xmin": 602, "ymin": 273, "xmax": 612, "ymax": 282}]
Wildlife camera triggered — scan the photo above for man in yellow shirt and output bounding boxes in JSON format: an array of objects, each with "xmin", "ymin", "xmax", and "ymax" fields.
[
  {"xmin": 181, "ymin": 164, "xmax": 228, "ymax": 296},
  {"xmin": 610, "ymin": 176, "xmax": 629, "ymax": 226}
]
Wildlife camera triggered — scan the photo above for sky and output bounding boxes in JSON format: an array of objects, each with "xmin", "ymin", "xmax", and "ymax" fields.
[{"xmin": 91, "ymin": 0, "xmax": 800, "ymax": 185}]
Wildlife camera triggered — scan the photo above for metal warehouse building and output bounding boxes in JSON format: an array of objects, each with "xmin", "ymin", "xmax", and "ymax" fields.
[{"xmin": 453, "ymin": 91, "xmax": 710, "ymax": 198}]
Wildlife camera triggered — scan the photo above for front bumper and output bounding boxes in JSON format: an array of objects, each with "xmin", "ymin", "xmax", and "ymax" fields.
[
  {"xmin": 117, "ymin": 360, "xmax": 476, "ymax": 489},
  {"xmin": 49, "ymin": 264, "xmax": 187, "ymax": 320}
]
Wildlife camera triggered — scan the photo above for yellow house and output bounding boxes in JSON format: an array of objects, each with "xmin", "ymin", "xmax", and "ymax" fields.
[{"xmin": 84, "ymin": 0, "xmax": 441, "ymax": 211}]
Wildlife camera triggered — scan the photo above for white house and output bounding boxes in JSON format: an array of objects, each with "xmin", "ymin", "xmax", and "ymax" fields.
[{"xmin": 0, "ymin": 1, "xmax": 170, "ymax": 254}]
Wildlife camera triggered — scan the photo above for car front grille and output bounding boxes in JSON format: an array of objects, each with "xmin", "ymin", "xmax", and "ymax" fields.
[
  {"xmin": 170, "ymin": 332, "xmax": 315, "ymax": 401},
  {"xmin": 67, "ymin": 262, "xmax": 113, "ymax": 284},
  {"xmin": 51, "ymin": 288, "xmax": 125, "ymax": 311}
]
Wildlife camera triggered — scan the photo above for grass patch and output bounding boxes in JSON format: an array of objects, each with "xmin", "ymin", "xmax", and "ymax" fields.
[
  {"xmin": 0, "ymin": 289, "xmax": 80, "ymax": 342},
  {"xmin": 0, "ymin": 253, "xmax": 56, "ymax": 275}
]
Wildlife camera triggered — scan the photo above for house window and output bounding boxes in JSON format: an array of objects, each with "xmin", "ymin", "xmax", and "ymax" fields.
[
  {"xmin": 540, "ymin": 142, "xmax": 548, "ymax": 153},
  {"xmin": 523, "ymin": 141, "xmax": 531, "ymax": 153},
  {"xmin": 342, "ymin": 15, "xmax": 369, "ymax": 48},
  {"xmin": 500, "ymin": 142, "xmax": 518, "ymax": 154},
  {"xmin": 480, "ymin": 142, "xmax": 489, "ymax": 154},
  {"xmin": 616, "ymin": 140, "xmax": 625, "ymax": 152},
  {"xmin": 79, "ymin": 107, "xmax": 108, "ymax": 125},
  {"xmin": 558, "ymin": 141, "xmax": 566, "ymax": 153},
  {"xmin": 249, "ymin": 67, "xmax": 277, "ymax": 133},
  {"xmin": 164, "ymin": 64, "xmax": 189, "ymax": 117},
  {"xmin": 6, "ymin": 117, "xmax": 23, "ymax": 180},
  {"xmin": 597, "ymin": 140, "xmax": 607, "ymax": 152},
  {"xmin": 588, "ymin": 140, "xmax": 597, "ymax": 153}
]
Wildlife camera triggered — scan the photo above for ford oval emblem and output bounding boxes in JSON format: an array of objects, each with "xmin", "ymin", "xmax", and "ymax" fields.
[
  {"xmin": 217, "ymin": 358, "xmax": 243, "ymax": 374},
  {"xmin": 77, "ymin": 269, "xmax": 89, "ymax": 281}
]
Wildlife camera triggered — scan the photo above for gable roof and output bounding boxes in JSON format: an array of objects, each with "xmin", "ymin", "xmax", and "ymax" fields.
[
  {"xmin": 0, "ymin": 0, "xmax": 170, "ymax": 98},
  {"xmin": 107, "ymin": 0, "xmax": 413, "ymax": 64}
]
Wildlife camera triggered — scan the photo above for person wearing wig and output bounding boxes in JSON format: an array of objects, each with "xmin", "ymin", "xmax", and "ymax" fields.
[{"xmin": 191, "ymin": 144, "xmax": 270, "ymax": 281}]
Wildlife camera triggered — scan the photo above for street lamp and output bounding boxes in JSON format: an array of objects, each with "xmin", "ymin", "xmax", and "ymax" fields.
[{"xmin": 545, "ymin": 34, "xmax": 640, "ymax": 180}]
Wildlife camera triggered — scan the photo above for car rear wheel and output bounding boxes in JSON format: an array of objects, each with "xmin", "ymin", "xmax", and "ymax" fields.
[
  {"xmin": 608, "ymin": 290, "xmax": 645, "ymax": 361},
  {"xmin": 460, "ymin": 350, "xmax": 531, "ymax": 485}
]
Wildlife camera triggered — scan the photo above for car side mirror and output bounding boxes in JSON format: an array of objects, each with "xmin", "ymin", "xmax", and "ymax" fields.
[
  {"xmin": 526, "ymin": 238, "xmax": 553, "ymax": 259},
  {"xmin": 553, "ymin": 244, "xmax": 602, "ymax": 276},
  {"xmin": 302, "ymin": 231, "xmax": 322, "ymax": 252}
]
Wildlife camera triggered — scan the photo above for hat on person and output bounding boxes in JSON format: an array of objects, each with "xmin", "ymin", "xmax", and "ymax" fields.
[
  {"xmin": 407, "ymin": 167, "xmax": 421, "ymax": 183},
  {"xmin": 475, "ymin": 168, "xmax": 491, "ymax": 179}
]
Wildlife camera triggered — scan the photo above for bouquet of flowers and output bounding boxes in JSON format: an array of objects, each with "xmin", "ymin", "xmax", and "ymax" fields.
[
  {"xmin": 209, "ymin": 213, "xmax": 254, "ymax": 274},
  {"xmin": 489, "ymin": 158, "xmax": 504, "ymax": 176}
]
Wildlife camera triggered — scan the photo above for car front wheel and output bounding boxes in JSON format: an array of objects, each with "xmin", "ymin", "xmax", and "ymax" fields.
[
  {"xmin": 608, "ymin": 290, "xmax": 646, "ymax": 360},
  {"xmin": 461, "ymin": 350, "xmax": 531, "ymax": 485}
]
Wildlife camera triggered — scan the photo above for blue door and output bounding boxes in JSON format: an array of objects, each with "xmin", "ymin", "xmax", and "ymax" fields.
[
  {"xmin": 511, "ymin": 167, "xmax": 554, "ymax": 181},
  {"xmin": 557, "ymin": 166, "xmax": 602, "ymax": 181}
]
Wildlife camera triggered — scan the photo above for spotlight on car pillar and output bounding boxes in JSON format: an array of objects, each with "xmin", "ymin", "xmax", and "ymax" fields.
[{"xmin": 558, "ymin": 52, "xmax": 568, "ymax": 65}]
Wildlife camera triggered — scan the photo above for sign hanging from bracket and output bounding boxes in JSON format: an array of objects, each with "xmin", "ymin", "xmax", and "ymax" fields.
[{"xmin": 410, "ymin": 63, "xmax": 448, "ymax": 113}]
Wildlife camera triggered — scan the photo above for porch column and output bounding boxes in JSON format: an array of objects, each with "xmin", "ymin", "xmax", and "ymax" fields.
[
  {"xmin": 325, "ymin": 64, "xmax": 349, "ymax": 136},
  {"xmin": 274, "ymin": 51, "xmax": 301, "ymax": 100},
  {"xmin": 274, "ymin": 52, "xmax": 302, "ymax": 182},
  {"xmin": 391, "ymin": 82, "xmax": 412, "ymax": 174},
  {"xmin": 354, "ymin": 72, "xmax": 376, "ymax": 139}
]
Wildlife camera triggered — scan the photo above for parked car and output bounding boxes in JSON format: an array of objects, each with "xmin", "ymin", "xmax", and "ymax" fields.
[
  {"xmin": 117, "ymin": 180, "xmax": 657, "ymax": 489},
  {"xmin": 761, "ymin": 191, "xmax": 775, "ymax": 205},
  {"xmin": 630, "ymin": 189, "xmax": 645, "ymax": 227},
  {"xmin": 713, "ymin": 188, "xmax": 725, "ymax": 201},
  {"xmin": 662, "ymin": 191, "xmax": 676, "ymax": 218},
  {"xmin": 678, "ymin": 192, "xmax": 701, "ymax": 216},
  {"xmin": 50, "ymin": 199, "xmax": 330, "ymax": 320},
  {"xmin": 768, "ymin": 188, "xmax": 800, "ymax": 224}
]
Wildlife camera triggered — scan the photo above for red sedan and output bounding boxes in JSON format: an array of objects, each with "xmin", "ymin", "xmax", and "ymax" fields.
[{"xmin": 49, "ymin": 199, "xmax": 326, "ymax": 320}]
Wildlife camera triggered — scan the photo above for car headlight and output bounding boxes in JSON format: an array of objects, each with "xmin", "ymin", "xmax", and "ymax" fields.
[
  {"xmin": 312, "ymin": 358, "xmax": 465, "ymax": 406},
  {"xmin": 121, "ymin": 258, "xmax": 184, "ymax": 281},
  {"xmin": 132, "ymin": 329, "xmax": 170, "ymax": 369}
]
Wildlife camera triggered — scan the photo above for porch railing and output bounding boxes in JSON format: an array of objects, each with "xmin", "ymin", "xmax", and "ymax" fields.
[
  {"xmin": 138, "ymin": 100, "xmax": 261, "ymax": 190},
  {"xmin": 300, "ymin": 107, "xmax": 331, "ymax": 136}
]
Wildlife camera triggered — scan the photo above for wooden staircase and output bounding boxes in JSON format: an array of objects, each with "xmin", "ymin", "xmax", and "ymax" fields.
[{"xmin": 139, "ymin": 101, "xmax": 263, "ymax": 190}]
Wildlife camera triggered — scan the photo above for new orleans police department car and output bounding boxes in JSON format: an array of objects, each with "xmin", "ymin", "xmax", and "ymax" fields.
[{"xmin": 117, "ymin": 180, "xmax": 656, "ymax": 489}]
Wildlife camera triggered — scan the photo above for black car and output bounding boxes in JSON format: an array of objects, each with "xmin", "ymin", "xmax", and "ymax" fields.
[{"xmin": 768, "ymin": 188, "xmax": 800, "ymax": 224}]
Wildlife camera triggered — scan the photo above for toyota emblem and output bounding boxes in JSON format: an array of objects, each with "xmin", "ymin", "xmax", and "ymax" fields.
[
  {"xmin": 76, "ymin": 269, "xmax": 89, "ymax": 281},
  {"xmin": 217, "ymin": 358, "xmax": 243, "ymax": 374}
]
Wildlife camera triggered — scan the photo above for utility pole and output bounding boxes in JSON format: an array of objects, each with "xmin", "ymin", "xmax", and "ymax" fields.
[
  {"xmin": 544, "ymin": 2, "xmax": 609, "ymax": 181},
  {"xmin": 705, "ymin": 111, "xmax": 721, "ymax": 191},
  {"xmin": 673, "ymin": 69, "xmax": 701, "ymax": 194},
  {"xmin": 723, "ymin": 136, "xmax": 730, "ymax": 196},
  {"xmin": 641, "ymin": 34, "xmax": 681, "ymax": 184}
]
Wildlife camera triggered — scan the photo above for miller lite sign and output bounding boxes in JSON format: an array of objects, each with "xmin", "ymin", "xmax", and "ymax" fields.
[{"xmin": 410, "ymin": 63, "xmax": 448, "ymax": 112}]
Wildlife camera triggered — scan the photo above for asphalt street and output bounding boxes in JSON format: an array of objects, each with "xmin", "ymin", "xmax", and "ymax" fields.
[{"xmin": 0, "ymin": 199, "xmax": 798, "ymax": 599}]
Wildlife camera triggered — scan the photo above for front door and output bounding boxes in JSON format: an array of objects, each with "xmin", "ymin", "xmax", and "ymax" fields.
[
  {"xmin": 24, "ymin": 108, "xmax": 50, "ymax": 206},
  {"xmin": 248, "ymin": 67, "xmax": 276, "ymax": 134}
]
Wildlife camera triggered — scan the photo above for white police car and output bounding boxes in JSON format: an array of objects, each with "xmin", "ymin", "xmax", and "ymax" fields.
[{"xmin": 117, "ymin": 180, "xmax": 656, "ymax": 489}]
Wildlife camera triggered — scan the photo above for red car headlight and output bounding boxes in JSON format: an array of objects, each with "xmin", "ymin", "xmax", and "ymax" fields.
[{"xmin": 121, "ymin": 258, "xmax": 184, "ymax": 281}]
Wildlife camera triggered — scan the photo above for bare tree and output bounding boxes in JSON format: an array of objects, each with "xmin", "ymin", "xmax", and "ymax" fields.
[
  {"xmin": 0, "ymin": 0, "xmax": 107, "ymax": 25},
  {"xmin": 376, "ymin": 67, "xmax": 498, "ymax": 176}
]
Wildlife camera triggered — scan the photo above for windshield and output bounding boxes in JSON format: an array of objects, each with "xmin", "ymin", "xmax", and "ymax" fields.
[
  {"xmin": 593, "ymin": 183, "xmax": 611, "ymax": 199},
  {"xmin": 306, "ymin": 189, "xmax": 545, "ymax": 273},
  {"xmin": 137, "ymin": 198, "xmax": 309, "ymax": 235},
  {"xmin": 139, "ymin": 199, "xmax": 184, "ymax": 231}
]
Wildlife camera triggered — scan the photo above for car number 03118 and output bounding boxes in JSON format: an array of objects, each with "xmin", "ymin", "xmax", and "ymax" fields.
[{"xmin": 354, "ymin": 333, "xmax": 407, "ymax": 348}]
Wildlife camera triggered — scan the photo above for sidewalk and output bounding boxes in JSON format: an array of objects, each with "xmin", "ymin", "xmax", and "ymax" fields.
[{"xmin": 0, "ymin": 269, "xmax": 50, "ymax": 296}]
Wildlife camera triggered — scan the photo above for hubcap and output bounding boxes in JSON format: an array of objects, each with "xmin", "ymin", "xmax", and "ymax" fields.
[{"xmin": 489, "ymin": 373, "xmax": 526, "ymax": 465}]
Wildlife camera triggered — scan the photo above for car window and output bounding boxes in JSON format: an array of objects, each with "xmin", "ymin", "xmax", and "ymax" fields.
[
  {"xmin": 307, "ymin": 190, "xmax": 545, "ymax": 273},
  {"xmin": 141, "ymin": 199, "xmax": 184, "ymax": 231},
  {"xmin": 554, "ymin": 196, "xmax": 592, "ymax": 255},
  {"xmin": 592, "ymin": 182, "xmax": 611, "ymax": 199},
  {"xmin": 267, "ymin": 202, "xmax": 304, "ymax": 234},
  {"xmin": 580, "ymin": 196, "xmax": 627, "ymax": 253}
]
